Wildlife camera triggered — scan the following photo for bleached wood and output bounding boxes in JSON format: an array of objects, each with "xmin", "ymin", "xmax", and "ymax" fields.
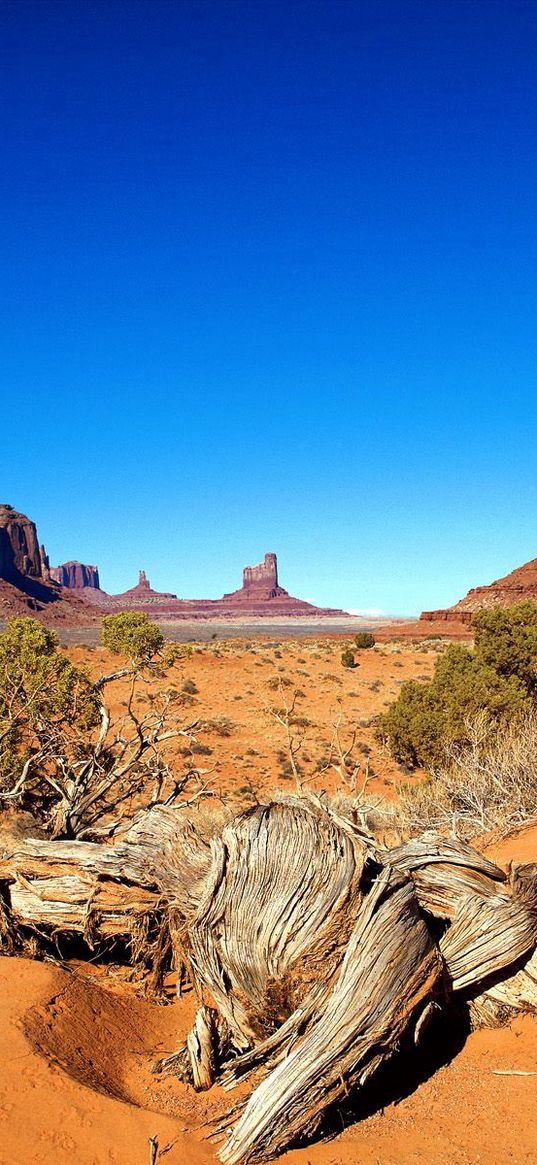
[
  {"xmin": 187, "ymin": 1006, "xmax": 219, "ymax": 1090},
  {"xmin": 0, "ymin": 800, "xmax": 536, "ymax": 1165},
  {"xmin": 218, "ymin": 868, "xmax": 441, "ymax": 1164}
]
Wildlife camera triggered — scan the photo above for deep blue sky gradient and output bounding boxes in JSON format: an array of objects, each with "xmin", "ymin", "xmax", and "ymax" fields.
[{"xmin": 3, "ymin": 0, "xmax": 537, "ymax": 613}]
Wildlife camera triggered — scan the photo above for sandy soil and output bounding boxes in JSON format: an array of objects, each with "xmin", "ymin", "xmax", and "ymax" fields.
[
  {"xmin": 1, "ymin": 634, "xmax": 536, "ymax": 1165},
  {"xmin": 67, "ymin": 635, "xmax": 444, "ymax": 802}
]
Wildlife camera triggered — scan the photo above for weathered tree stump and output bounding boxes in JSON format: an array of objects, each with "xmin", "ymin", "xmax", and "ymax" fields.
[{"xmin": 0, "ymin": 796, "xmax": 535, "ymax": 1164}]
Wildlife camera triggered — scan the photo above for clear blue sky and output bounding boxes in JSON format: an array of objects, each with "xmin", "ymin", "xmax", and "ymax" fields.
[{"xmin": 3, "ymin": 0, "xmax": 537, "ymax": 615}]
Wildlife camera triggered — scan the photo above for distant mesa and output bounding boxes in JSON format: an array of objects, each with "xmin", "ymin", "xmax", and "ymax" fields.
[
  {"xmin": 92, "ymin": 554, "xmax": 345, "ymax": 617},
  {"xmin": 50, "ymin": 561, "xmax": 101, "ymax": 590},
  {"xmin": 420, "ymin": 554, "xmax": 537, "ymax": 626},
  {"xmin": 51, "ymin": 547, "xmax": 346, "ymax": 619},
  {"xmin": 224, "ymin": 553, "xmax": 288, "ymax": 602},
  {"xmin": 0, "ymin": 503, "xmax": 355, "ymax": 624}
]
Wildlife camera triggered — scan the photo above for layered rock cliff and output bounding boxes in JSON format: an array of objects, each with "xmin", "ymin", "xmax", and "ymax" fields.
[
  {"xmin": 50, "ymin": 561, "xmax": 101, "ymax": 590},
  {"xmin": 420, "ymin": 555, "xmax": 537, "ymax": 625},
  {"xmin": 0, "ymin": 505, "xmax": 96, "ymax": 624},
  {"xmin": 0, "ymin": 505, "xmax": 43, "ymax": 580}
]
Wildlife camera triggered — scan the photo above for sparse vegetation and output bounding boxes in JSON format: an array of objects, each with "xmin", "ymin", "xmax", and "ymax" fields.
[
  {"xmin": 102, "ymin": 610, "xmax": 164, "ymax": 662},
  {"xmin": 376, "ymin": 603, "xmax": 537, "ymax": 769},
  {"xmin": 0, "ymin": 615, "xmax": 205, "ymax": 838},
  {"xmin": 396, "ymin": 711, "xmax": 537, "ymax": 839},
  {"xmin": 341, "ymin": 649, "xmax": 356, "ymax": 669},
  {"xmin": 354, "ymin": 632, "xmax": 375, "ymax": 649}
]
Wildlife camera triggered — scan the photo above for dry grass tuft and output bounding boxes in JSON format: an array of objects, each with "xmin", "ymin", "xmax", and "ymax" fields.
[{"xmin": 397, "ymin": 710, "xmax": 537, "ymax": 840}]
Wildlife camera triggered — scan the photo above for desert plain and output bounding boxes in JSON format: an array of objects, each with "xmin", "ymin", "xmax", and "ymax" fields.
[{"xmin": 1, "ymin": 630, "xmax": 536, "ymax": 1165}]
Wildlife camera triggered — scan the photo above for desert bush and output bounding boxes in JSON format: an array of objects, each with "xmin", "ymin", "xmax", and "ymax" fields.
[
  {"xmin": 268, "ymin": 675, "xmax": 293, "ymax": 690},
  {"xmin": 0, "ymin": 619, "xmax": 100, "ymax": 799},
  {"xmin": 102, "ymin": 611, "xmax": 164, "ymax": 662},
  {"xmin": 473, "ymin": 601, "xmax": 537, "ymax": 693},
  {"xmin": 200, "ymin": 716, "xmax": 236, "ymax": 737},
  {"xmin": 354, "ymin": 632, "xmax": 375, "ymax": 649},
  {"xmin": 0, "ymin": 615, "xmax": 203, "ymax": 838},
  {"xmin": 376, "ymin": 605, "xmax": 537, "ymax": 770},
  {"xmin": 397, "ymin": 711, "xmax": 537, "ymax": 839},
  {"xmin": 161, "ymin": 642, "xmax": 185, "ymax": 667},
  {"xmin": 341, "ymin": 650, "xmax": 356, "ymax": 669}
]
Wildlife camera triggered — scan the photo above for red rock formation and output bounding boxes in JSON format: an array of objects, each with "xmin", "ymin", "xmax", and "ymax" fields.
[
  {"xmin": 0, "ymin": 505, "xmax": 98, "ymax": 625},
  {"xmin": 420, "ymin": 555, "xmax": 537, "ymax": 625},
  {"xmin": 224, "ymin": 553, "xmax": 288, "ymax": 601},
  {"xmin": 0, "ymin": 505, "xmax": 43, "ymax": 580},
  {"xmin": 109, "ymin": 570, "xmax": 178, "ymax": 606},
  {"xmin": 89, "ymin": 554, "xmax": 346, "ymax": 619},
  {"xmin": 0, "ymin": 509, "xmax": 348, "ymax": 624},
  {"xmin": 50, "ymin": 561, "xmax": 101, "ymax": 590}
]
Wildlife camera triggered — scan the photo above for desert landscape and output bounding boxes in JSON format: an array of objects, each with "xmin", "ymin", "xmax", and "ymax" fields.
[
  {"xmin": 2, "ymin": 502, "xmax": 537, "ymax": 1165},
  {"xmin": 4, "ymin": 3, "xmax": 537, "ymax": 1162}
]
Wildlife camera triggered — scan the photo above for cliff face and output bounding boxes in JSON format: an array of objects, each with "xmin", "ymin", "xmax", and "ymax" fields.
[
  {"xmin": 0, "ymin": 505, "xmax": 43, "ymax": 580},
  {"xmin": 50, "ymin": 561, "xmax": 101, "ymax": 590},
  {"xmin": 0, "ymin": 505, "xmax": 97, "ymax": 624},
  {"xmin": 420, "ymin": 556, "xmax": 537, "ymax": 625}
]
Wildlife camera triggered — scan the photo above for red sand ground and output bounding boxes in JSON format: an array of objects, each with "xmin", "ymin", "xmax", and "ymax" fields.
[{"xmin": 67, "ymin": 636, "xmax": 443, "ymax": 802}]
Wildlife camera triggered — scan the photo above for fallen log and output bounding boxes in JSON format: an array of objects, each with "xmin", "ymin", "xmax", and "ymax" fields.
[
  {"xmin": 188, "ymin": 799, "xmax": 366, "ymax": 1048},
  {"xmin": 187, "ymin": 1004, "xmax": 220, "ymax": 1090},
  {"xmin": 0, "ymin": 796, "xmax": 536, "ymax": 1164}
]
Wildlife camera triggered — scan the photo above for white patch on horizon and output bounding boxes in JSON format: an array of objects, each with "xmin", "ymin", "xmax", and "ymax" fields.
[{"xmin": 345, "ymin": 607, "xmax": 387, "ymax": 618}]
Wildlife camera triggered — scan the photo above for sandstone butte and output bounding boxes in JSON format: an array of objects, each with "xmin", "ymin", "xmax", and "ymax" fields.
[
  {"xmin": 57, "ymin": 555, "xmax": 347, "ymax": 618},
  {"xmin": 49, "ymin": 561, "xmax": 101, "ymax": 590},
  {"xmin": 0, "ymin": 506, "xmax": 346, "ymax": 622}
]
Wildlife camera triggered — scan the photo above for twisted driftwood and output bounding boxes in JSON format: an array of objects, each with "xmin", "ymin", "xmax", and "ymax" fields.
[{"xmin": 1, "ymin": 796, "xmax": 536, "ymax": 1163}]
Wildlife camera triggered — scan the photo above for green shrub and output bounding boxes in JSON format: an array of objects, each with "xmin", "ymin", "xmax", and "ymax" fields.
[
  {"xmin": 102, "ymin": 611, "xmax": 164, "ymax": 663},
  {"xmin": 472, "ymin": 601, "xmax": 537, "ymax": 693},
  {"xmin": 354, "ymin": 632, "xmax": 375, "ymax": 649},
  {"xmin": 341, "ymin": 649, "xmax": 356, "ymax": 669},
  {"xmin": 0, "ymin": 618, "xmax": 100, "ymax": 793},
  {"xmin": 376, "ymin": 605, "xmax": 537, "ymax": 770},
  {"xmin": 161, "ymin": 641, "xmax": 183, "ymax": 667}
]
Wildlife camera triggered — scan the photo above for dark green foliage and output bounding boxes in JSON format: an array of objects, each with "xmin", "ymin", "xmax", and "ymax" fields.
[
  {"xmin": 354, "ymin": 632, "xmax": 375, "ymax": 649},
  {"xmin": 102, "ymin": 611, "xmax": 164, "ymax": 663},
  {"xmin": 377, "ymin": 604, "xmax": 537, "ymax": 770},
  {"xmin": 341, "ymin": 649, "xmax": 356, "ymax": 669},
  {"xmin": 0, "ymin": 617, "xmax": 100, "ymax": 795},
  {"xmin": 472, "ymin": 601, "xmax": 537, "ymax": 693}
]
